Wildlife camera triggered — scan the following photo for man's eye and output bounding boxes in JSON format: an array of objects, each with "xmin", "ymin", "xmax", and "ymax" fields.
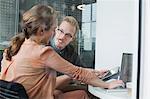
[{"xmin": 65, "ymin": 34, "xmax": 72, "ymax": 38}]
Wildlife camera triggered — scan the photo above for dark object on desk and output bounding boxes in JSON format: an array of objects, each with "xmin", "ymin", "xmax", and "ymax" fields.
[
  {"xmin": 102, "ymin": 67, "xmax": 120, "ymax": 81},
  {"xmin": 0, "ymin": 80, "xmax": 28, "ymax": 99},
  {"xmin": 102, "ymin": 72, "xmax": 120, "ymax": 81},
  {"xmin": 119, "ymin": 53, "xmax": 133, "ymax": 83}
]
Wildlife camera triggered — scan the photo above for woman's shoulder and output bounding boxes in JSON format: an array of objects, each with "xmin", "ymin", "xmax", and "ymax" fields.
[
  {"xmin": 39, "ymin": 45, "xmax": 56, "ymax": 60},
  {"xmin": 40, "ymin": 45, "xmax": 53, "ymax": 53}
]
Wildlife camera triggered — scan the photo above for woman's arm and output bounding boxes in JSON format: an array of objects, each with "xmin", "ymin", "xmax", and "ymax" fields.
[{"xmin": 41, "ymin": 47, "xmax": 123, "ymax": 89}]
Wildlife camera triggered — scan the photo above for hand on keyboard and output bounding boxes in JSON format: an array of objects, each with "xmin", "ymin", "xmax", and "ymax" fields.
[{"xmin": 114, "ymin": 85, "xmax": 125, "ymax": 89}]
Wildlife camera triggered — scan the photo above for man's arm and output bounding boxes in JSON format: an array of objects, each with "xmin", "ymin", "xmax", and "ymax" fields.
[{"xmin": 55, "ymin": 75, "xmax": 72, "ymax": 89}]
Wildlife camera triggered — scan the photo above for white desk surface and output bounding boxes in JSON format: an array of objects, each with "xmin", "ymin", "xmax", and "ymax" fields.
[{"xmin": 88, "ymin": 85, "xmax": 131, "ymax": 99}]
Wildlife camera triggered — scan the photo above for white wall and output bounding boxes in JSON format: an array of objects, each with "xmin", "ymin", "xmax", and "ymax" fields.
[
  {"xmin": 95, "ymin": 0, "xmax": 139, "ymax": 68},
  {"xmin": 95, "ymin": 0, "xmax": 139, "ymax": 99},
  {"xmin": 140, "ymin": 0, "xmax": 150, "ymax": 99}
]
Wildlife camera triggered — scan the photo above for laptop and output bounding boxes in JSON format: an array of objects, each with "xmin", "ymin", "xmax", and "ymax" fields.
[
  {"xmin": 119, "ymin": 53, "xmax": 133, "ymax": 83},
  {"xmin": 101, "ymin": 53, "xmax": 133, "ymax": 92}
]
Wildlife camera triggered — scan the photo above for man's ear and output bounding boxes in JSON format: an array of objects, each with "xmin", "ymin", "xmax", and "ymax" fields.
[{"xmin": 71, "ymin": 35, "xmax": 76, "ymax": 41}]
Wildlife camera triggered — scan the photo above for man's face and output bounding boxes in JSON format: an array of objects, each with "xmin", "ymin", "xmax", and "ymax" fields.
[{"xmin": 53, "ymin": 21, "xmax": 76, "ymax": 50}]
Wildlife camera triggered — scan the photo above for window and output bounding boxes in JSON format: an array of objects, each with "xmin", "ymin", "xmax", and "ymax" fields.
[{"xmin": 0, "ymin": 0, "xmax": 19, "ymax": 49}]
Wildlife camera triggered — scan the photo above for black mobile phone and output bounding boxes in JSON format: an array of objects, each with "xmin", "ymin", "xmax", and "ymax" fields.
[{"xmin": 102, "ymin": 67, "xmax": 120, "ymax": 81}]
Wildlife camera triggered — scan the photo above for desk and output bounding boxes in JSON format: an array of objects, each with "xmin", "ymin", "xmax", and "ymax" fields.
[{"xmin": 88, "ymin": 85, "xmax": 131, "ymax": 99}]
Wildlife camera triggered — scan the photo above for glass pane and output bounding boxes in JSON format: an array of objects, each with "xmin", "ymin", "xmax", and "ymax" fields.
[
  {"xmin": 82, "ymin": 22, "xmax": 92, "ymax": 51},
  {"xmin": 82, "ymin": 4, "xmax": 91, "ymax": 22},
  {"xmin": 0, "ymin": 0, "xmax": 19, "ymax": 49},
  {"xmin": 92, "ymin": 3, "xmax": 96, "ymax": 21}
]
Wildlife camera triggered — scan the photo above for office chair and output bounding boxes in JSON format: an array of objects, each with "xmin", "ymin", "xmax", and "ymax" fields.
[{"xmin": 0, "ymin": 80, "xmax": 28, "ymax": 99}]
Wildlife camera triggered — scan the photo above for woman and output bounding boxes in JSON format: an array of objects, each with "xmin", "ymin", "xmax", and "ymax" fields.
[{"xmin": 0, "ymin": 4, "xmax": 123, "ymax": 99}]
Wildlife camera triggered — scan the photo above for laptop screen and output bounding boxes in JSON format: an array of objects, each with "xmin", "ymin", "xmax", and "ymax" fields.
[{"xmin": 119, "ymin": 53, "xmax": 133, "ymax": 83}]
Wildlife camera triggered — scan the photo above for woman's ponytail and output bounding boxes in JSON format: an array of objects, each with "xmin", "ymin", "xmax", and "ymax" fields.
[{"xmin": 5, "ymin": 33, "xmax": 25, "ymax": 61}]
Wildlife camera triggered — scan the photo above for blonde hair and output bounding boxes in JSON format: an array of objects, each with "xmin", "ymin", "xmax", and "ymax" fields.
[{"xmin": 62, "ymin": 16, "xmax": 79, "ymax": 35}]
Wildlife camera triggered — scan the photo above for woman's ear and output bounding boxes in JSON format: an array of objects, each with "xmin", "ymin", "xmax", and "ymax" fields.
[
  {"xmin": 40, "ymin": 29, "xmax": 44, "ymax": 35},
  {"xmin": 37, "ymin": 27, "xmax": 44, "ymax": 36}
]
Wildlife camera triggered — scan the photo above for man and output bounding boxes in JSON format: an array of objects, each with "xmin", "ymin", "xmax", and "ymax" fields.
[
  {"xmin": 51, "ymin": 16, "xmax": 100, "ymax": 99},
  {"xmin": 51, "ymin": 16, "xmax": 86, "ymax": 88},
  {"xmin": 51, "ymin": 16, "xmax": 85, "ymax": 67}
]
